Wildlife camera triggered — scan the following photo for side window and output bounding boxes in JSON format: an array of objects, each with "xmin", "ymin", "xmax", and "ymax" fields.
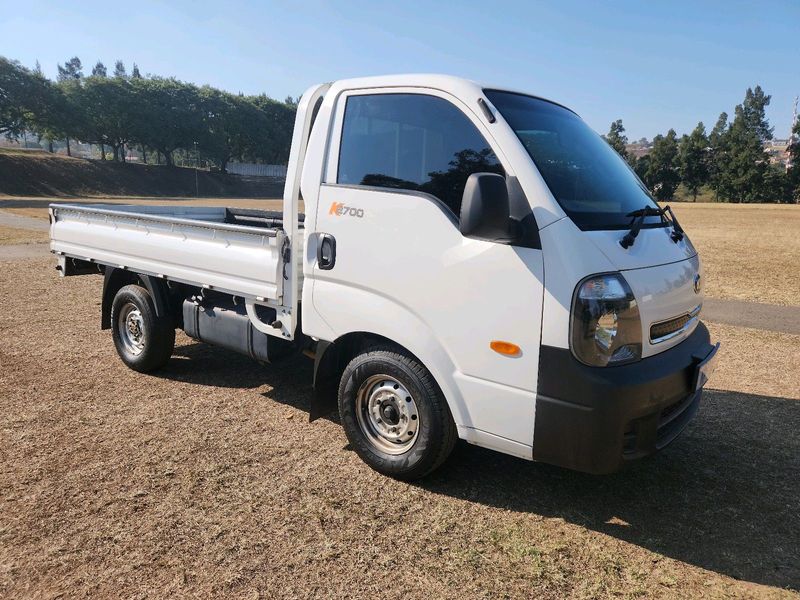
[{"xmin": 337, "ymin": 93, "xmax": 503, "ymax": 217}]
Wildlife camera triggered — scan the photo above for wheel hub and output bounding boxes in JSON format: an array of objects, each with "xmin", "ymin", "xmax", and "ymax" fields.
[
  {"xmin": 117, "ymin": 302, "xmax": 145, "ymax": 356},
  {"xmin": 380, "ymin": 400, "xmax": 400, "ymax": 425},
  {"xmin": 356, "ymin": 375, "xmax": 420, "ymax": 455}
]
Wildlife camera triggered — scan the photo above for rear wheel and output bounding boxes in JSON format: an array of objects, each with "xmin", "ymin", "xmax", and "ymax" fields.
[
  {"xmin": 338, "ymin": 347, "xmax": 457, "ymax": 480},
  {"xmin": 111, "ymin": 284, "xmax": 175, "ymax": 372}
]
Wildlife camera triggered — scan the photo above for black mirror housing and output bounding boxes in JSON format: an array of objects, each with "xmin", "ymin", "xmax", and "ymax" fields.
[{"xmin": 459, "ymin": 172, "xmax": 511, "ymax": 240}]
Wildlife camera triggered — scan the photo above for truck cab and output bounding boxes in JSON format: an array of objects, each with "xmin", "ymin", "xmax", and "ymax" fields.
[{"xmin": 50, "ymin": 74, "xmax": 719, "ymax": 479}]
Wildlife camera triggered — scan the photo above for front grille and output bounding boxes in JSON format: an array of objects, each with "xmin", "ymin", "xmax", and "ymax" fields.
[{"xmin": 650, "ymin": 305, "xmax": 701, "ymax": 343}]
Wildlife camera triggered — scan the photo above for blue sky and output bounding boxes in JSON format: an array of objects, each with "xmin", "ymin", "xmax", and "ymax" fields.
[{"xmin": 2, "ymin": 0, "xmax": 798, "ymax": 140}]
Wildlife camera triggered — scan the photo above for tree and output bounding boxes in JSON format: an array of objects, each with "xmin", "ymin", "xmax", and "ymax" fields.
[
  {"xmin": 0, "ymin": 57, "xmax": 57, "ymax": 140},
  {"xmin": 32, "ymin": 81, "xmax": 77, "ymax": 154},
  {"xmin": 113, "ymin": 60, "xmax": 126, "ymax": 78},
  {"xmin": 248, "ymin": 94, "xmax": 296, "ymax": 163},
  {"xmin": 91, "ymin": 61, "xmax": 107, "ymax": 77},
  {"xmin": 57, "ymin": 57, "xmax": 83, "ymax": 81},
  {"xmin": 632, "ymin": 153, "xmax": 651, "ymax": 183},
  {"xmin": 678, "ymin": 122, "xmax": 709, "ymax": 201},
  {"xmin": 645, "ymin": 129, "xmax": 680, "ymax": 201},
  {"xmin": 75, "ymin": 76, "xmax": 136, "ymax": 161},
  {"xmin": 604, "ymin": 119, "xmax": 629, "ymax": 160},
  {"xmin": 717, "ymin": 86, "xmax": 774, "ymax": 202},
  {"xmin": 197, "ymin": 87, "xmax": 257, "ymax": 173},
  {"xmin": 707, "ymin": 112, "xmax": 730, "ymax": 199},
  {"xmin": 131, "ymin": 63, "xmax": 141, "ymax": 79},
  {"xmin": 0, "ymin": 57, "xmax": 32, "ymax": 138},
  {"xmin": 128, "ymin": 77, "xmax": 204, "ymax": 166}
]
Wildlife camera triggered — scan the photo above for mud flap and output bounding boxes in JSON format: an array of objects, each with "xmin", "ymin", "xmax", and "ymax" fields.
[{"xmin": 310, "ymin": 340, "xmax": 340, "ymax": 421}]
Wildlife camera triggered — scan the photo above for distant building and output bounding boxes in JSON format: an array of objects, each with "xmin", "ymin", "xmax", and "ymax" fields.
[
  {"xmin": 765, "ymin": 139, "xmax": 791, "ymax": 169},
  {"xmin": 626, "ymin": 138, "xmax": 652, "ymax": 159}
]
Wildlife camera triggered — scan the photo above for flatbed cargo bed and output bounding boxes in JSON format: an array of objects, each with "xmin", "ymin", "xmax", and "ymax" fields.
[{"xmin": 50, "ymin": 203, "xmax": 303, "ymax": 302}]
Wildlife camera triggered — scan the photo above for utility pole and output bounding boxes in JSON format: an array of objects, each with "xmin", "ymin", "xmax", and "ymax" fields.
[
  {"xmin": 194, "ymin": 141, "xmax": 199, "ymax": 197},
  {"xmin": 788, "ymin": 96, "xmax": 799, "ymax": 172}
]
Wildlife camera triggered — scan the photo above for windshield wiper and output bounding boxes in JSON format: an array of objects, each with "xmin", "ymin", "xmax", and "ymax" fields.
[
  {"xmin": 619, "ymin": 205, "xmax": 684, "ymax": 249},
  {"xmin": 619, "ymin": 206, "xmax": 663, "ymax": 248},
  {"xmin": 662, "ymin": 205, "xmax": 685, "ymax": 242}
]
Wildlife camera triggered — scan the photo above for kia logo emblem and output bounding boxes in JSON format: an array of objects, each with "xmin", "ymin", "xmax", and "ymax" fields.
[{"xmin": 693, "ymin": 274, "xmax": 702, "ymax": 294}]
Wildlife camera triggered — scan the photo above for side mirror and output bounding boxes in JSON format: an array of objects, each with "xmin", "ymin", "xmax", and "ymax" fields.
[{"xmin": 459, "ymin": 172, "xmax": 511, "ymax": 240}]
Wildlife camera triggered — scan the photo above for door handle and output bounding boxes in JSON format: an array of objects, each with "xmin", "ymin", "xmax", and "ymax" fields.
[{"xmin": 317, "ymin": 233, "xmax": 336, "ymax": 270}]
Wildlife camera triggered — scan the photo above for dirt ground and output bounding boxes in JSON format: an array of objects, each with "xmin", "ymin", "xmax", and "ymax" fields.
[{"xmin": 1, "ymin": 257, "xmax": 798, "ymax": 599}]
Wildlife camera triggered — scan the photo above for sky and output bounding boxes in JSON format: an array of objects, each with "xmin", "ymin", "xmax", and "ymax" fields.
[{"xmin": 1, "ymin": 0, "xmax": 798, "ymax": 141}]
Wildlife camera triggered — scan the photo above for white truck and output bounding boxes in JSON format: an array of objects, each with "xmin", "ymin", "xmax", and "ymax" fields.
[{"xmin": 50, "ymin": 75, "xmax": 719, "ymax": 479}]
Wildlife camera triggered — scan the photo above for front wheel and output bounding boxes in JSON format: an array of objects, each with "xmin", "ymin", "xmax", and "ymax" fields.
[
  {"xmin": 338, "ymin": 347, "xmax": 457, "ymax": 480},
  {"xmin": 110, "ymin": 284, "xmax": 175, "ymax": 373}
]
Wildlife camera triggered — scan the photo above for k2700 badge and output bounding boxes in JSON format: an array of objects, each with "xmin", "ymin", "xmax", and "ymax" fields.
[{"xmin": 329, "ymin": 202, "xmax": 364, "ymax": 218}]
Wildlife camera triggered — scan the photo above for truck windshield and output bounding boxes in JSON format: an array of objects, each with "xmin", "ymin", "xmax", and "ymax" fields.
[{"xmin": 485, "ymin": 90, "xmax": 662, "ymax": 231}]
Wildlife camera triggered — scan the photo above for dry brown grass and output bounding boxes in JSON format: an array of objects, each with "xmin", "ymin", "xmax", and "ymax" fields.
[
  {"xmin": 1, "ymin": 207, "xmax": 48, "ymax": 219},
  {"xmin": 1, "ymin": 258, "xmax": 798, "ymax": 598},
  {"xmin": 706, "ymin": 322, "xmax": 800, "ymax": 399},
  {"xmin": 669, "ymin": 203, "xmax": 800, "ymax": 306},
  {"xmin": 0, "ymin": 224, "xmax": 49, "ymax": 245}
]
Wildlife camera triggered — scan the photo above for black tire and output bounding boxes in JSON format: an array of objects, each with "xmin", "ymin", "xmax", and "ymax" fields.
[
  {"xmin": 338, "ymin": 347, "xmax": 457, "ymax": 480},
  {"xmin": 110, "ymin": 284, "xmax": 175, "ymax": 373}
]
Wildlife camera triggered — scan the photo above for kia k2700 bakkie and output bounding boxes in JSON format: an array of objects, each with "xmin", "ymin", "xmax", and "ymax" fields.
[{"xmin": 50, "ymin": 75, "xmax": 719, "ymax": 478}]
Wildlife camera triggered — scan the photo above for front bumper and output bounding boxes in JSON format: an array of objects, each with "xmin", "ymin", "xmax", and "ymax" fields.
[{"xmin": 533, "ymin": 322, "xmax": 717, "ymax": 474}]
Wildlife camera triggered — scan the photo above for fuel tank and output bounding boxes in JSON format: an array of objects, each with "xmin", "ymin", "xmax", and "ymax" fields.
[{"xmin": 182, "ymin": 297, "xmax": 295, "ymax": 363}]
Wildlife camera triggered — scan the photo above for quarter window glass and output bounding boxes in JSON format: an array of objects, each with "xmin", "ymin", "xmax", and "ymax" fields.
[{"xmin": 337, "ymin": 94, "xmax": 503, "ymax": 216}]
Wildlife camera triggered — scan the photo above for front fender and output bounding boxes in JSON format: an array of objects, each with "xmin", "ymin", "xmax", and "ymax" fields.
[{"xmin": 307, "ymin": 280, "xmax": 470, "ymax": 430}]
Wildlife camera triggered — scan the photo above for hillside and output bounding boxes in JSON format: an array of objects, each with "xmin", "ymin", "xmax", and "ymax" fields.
[{"xmin": 0, "ymin": 149, "xmax": 283, "ymax": 198}]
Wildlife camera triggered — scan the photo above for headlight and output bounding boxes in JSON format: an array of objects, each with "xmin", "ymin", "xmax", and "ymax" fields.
[{"xmin": 570, "ymin": 273, "xmax": 642, "ymax": 366}]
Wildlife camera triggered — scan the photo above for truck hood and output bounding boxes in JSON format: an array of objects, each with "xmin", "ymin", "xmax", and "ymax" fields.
[
  {"xmin": 584, "ymin": 225, "xmax": 697, "ymax": 271},
  {"xmin": 585, "ymin": 226, "xmax": 702, "ymax": 358}
]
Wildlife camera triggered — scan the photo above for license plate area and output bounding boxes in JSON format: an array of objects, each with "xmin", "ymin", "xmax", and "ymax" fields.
[{"xmin": 693, "ymin": 342, "xmax": 720, "ymax": 391}]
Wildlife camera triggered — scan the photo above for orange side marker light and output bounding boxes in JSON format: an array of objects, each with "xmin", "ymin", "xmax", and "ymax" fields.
[{"xmin": 490, "ymin": 340, "xmax": 522, "ymax": 357}]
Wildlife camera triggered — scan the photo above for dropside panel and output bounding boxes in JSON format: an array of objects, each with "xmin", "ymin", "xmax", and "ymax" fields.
[{"xmin": 50, "ymin": 204, "xmax": 283, "ymax": 300}]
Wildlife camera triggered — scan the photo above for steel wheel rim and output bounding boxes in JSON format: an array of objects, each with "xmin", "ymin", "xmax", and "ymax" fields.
[
  {"xmin": 355, "ymin": 374, "xmax": 420, "ymax": 455},
  {"xmin": 117, "ymin": 302, "xmax": 145, "ymax": 356}
]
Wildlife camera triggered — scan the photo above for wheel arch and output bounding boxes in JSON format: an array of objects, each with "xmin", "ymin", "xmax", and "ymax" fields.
[
  {"xmin": 310, "ymin": 330, "xmax": 465, "ymax": 429},
  {"xmin": 101, "ymin": 268, "xmax": 174, "ymax": 330}
]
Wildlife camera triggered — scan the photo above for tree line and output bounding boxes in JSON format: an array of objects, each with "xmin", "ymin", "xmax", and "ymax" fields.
[
  {"xmin": 2, "ymin": 56, "xmax": 798, "ymax": 200},
  {"xmin": 603, "ymin": 86, "xmax": 800, "ymax": 203},
  {"xmin": 0, "ymin": 55, "xmax": 297, "ymax": 172}
]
